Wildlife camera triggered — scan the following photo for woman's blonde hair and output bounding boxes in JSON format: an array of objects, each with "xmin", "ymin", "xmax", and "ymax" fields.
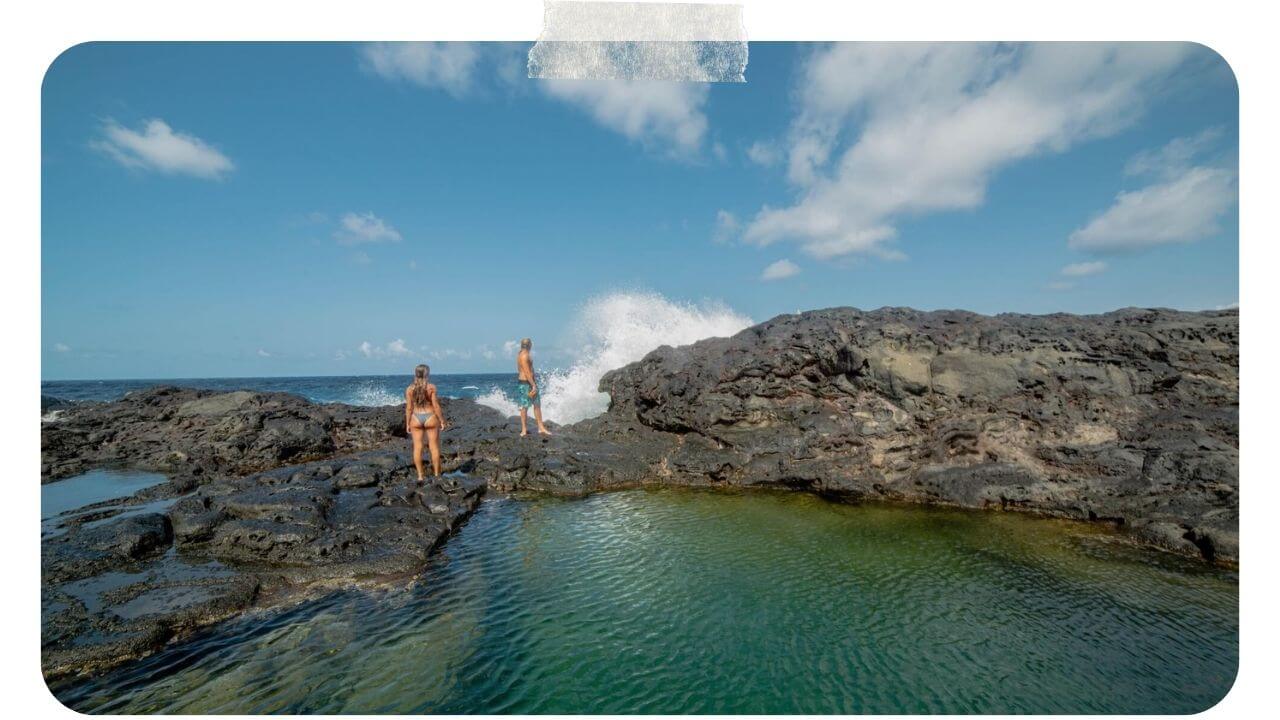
[{"xmin": 410, "ymin": 364, "xmax": 430, "ymax": 407}]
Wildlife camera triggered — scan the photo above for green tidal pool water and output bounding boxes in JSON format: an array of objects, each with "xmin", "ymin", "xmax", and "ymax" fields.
[{"xmin": 54, "ymin": 489, "xmax": 1237, "ymax": 714}]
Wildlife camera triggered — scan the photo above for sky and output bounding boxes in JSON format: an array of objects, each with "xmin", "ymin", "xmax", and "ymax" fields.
[{"xmin": 41, "ymin": 42, "xmax": 1238, "ymax": 380}]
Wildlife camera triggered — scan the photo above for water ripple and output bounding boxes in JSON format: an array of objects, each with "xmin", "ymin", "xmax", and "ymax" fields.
[{"xmin": 54, "ymin": 489, "xmax": 1237, "ymax": 714}]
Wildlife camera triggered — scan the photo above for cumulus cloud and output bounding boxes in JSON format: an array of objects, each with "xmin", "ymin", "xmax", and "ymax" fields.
[
  {"xmin": 335, "ymin": 212, "xmax": 402, "ymax": 245},
  {"xmin": 1069, "ymin": 129, "xmax": 1236, "ymax": 253},
  {"xmin": 503, "ymin": 340, "xmax": 519, "ymax": 355},
  {"xmin": 360, "ymin": 42, "xmax": 483, "ymax": 97},
  {"xmin": 257, "ymin": 349, "xmax": 271, "ymax": 357},
  {"xmin": 358, "ymin": 339, "xmax": 413, "ymax": 359},
  {"xmin": 1068, "ymin": 166, "xmax": 1236, "ymax": 252},
  {"xmin": 92, "ymin": 118, "xmax": 234, "ymax": 180},
  {"xmin": 1061, "ymin": 261, "xmax": 1107, "ymax": 277},
  {"xmin": 53, "ymin": 343, "xmax": 70, "ymax": 352},
  {"xmin": 761, "ymin": 258, "xmax": 801, "ymax": 281},
  {"xmin": 539, "ymin": 79, "xmax": 709, "ymax": 156},
  {"xmin": 742, "ymin": 43, "xmax": 1192, "ymax": 261}
]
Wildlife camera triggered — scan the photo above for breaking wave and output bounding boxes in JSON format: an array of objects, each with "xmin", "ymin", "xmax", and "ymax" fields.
[{"xmin": 477, "ymin": 291, "xmax": 752, "ymax": 425}]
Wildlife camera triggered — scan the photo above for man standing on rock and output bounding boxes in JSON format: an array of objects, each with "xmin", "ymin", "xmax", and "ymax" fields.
[{"xmin": 516, "ymin": 337, "xmax": 551, "ymax": 437}]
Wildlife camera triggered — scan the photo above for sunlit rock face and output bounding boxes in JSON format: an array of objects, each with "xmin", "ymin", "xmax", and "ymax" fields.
[{"xmin": 585, "ymin": 306, "xmax": 1238, "ymax": 562}]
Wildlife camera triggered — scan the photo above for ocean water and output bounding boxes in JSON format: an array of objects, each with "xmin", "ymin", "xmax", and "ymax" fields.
[
  {"xmin": 42, "ymin": 374, "xmax": 519, "ymax": 410},
  {"xmin": 42, "ymin": 290, "xmax": 754, "ymax": 425},
  {"xmin": 51, "ymin": 489, "xmax": 1237, "ymax": 714}
]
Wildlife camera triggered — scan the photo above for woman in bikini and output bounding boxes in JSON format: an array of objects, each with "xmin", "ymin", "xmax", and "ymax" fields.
[{"xmin": 404, "ymin": 364, "xmax": 447, "ymax": 481}]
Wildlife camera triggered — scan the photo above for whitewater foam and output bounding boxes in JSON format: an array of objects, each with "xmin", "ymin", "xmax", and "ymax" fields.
[
  {"xmin": 476, "ymin": 387, "xmax": 521, "ymax": 418},
  {"xmin": 477, "ymin": 291, "xmax": 751, "ymax": 425},
  {"xmin": 347, "ymin": 383, "xmax": 403, "ymax": 407}
]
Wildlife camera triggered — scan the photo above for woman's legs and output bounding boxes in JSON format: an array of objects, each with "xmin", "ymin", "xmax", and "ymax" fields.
[
  {"xmin": 410, "ymin": 425, "xmax": 426, "ymax": 481},
  {"xmin": 426, "ymin": 425, "xmax": 442, "ymax": 477}
]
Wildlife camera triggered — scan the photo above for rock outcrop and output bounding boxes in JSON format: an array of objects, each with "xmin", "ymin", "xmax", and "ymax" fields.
[
  {"xmin": 41, "ymin": 386, "xmax": 402, "ymax": 484},
  {"xmin": 492, "ymin": 307, "xmax": 1239, "ymax": 562},
  {"xmin": 41, "ymin": 391, "xmax": 484, "ymax": 680},
  {"xmin": 40, "ymin": 305, "xmax": 1239, "ymax": 681}
]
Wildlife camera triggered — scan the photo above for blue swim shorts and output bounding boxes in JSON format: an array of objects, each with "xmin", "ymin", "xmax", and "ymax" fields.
[{"xmin": 517, "ymin": 381, "xmax": 540, "ymax": 409}]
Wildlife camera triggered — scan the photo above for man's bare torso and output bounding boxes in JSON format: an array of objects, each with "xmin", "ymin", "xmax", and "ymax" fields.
[{"xmin": 517, "ymin": 349, "xmax": 534, "ymax": 382}]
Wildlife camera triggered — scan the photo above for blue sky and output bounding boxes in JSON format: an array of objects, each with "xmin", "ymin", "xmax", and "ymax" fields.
[{"xmin": 41, "ymin": 42, "xmax": 1238, "ymax": 380}]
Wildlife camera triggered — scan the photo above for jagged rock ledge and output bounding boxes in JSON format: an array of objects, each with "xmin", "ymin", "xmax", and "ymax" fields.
[
  {"xmin": 461, "ymin": 306, "xmax": 1238, "ymax": 565},
  {"xmin": 41, "ymin": 306, "xmax": 1238, "ymax": 681}
]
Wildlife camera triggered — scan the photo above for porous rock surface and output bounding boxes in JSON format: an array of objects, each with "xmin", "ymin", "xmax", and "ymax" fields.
[
  {"xmin": 41, "ymin": 306, "xmax": 1239, "ymax": 682},
  {"xmin": 462, "ymin": 307, "xmax": 1238, "ymax": 564}
]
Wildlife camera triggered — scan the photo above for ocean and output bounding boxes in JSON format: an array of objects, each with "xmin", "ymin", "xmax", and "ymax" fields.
[
  {"xmin": 41, "ymin": 292, "xmax": 758, "ymax": 424},
  {"xmin": 42, "ymin": 373, "xmax": 523, "ymax": 413}
]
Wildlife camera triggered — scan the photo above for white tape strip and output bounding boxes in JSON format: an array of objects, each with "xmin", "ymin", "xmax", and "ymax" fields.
[{"xmin": 529, "ymin": 1, "xmax": 747, "ymax": 82}]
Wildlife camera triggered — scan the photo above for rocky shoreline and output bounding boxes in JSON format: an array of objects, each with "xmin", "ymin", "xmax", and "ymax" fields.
[{"xmin": 41, "ymin": 306, "xmax": 1238, "ymax": 683}]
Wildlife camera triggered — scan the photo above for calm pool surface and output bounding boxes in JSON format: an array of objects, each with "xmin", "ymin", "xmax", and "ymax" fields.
[
  {"xmin": 53, "ymin": 489, "xmax": 1237, "ymax": 714},
  {"xmin": 42, "ymin": 470, "xmax": 169, "ymax": 539}
]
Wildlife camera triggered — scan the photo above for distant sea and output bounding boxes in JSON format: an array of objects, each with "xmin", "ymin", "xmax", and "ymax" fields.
[
  {"xmin": 40, "ymin": 291, "xmax": 759, "ymax": 425},
  {"xmin": 41, "ymin": 374, "xmax": 524, "ymax": 411}
]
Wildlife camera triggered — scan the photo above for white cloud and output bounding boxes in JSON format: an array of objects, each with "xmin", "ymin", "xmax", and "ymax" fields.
[
  {"xmin": 1068, "ymin": 166, "xmax": 1235, "ymax": 252},
  {"xmin": 746, "ymin": 140, "xmax": 782, "ymax": 167},
  {"xmin": 53, "ymin": 343, "xmax": 70, "ymax": 353},
  {"xmin": 539, "ymin": 79, "xmax": 709, "ymax": 156},
  {"xmin": 1069, "ymin": 129, "xmax": 1236, "ymax": 253},
  {"xmin": 743, "ymin": 43, "xmax": 1192, "ymax": 261},
  {"xmin": 1046, "ymin": 281, "xmax": 1074, "ymax": 291},
  {"xmin": 351, "ymin": 251, "xmax": 372, "ymax": 265},
  {"xmin": 335, "ymin": 212, "xmax": 402, "ymax": 245},
  {"xmin": 360, "ymin": 42, "xmax": 483, "ymax": 98},
  {"xmin": 761, "ymin": 258, "xmax": 801, "ymax": 281},
  {"xmin": 1061, "ymin": 261, "xmax": 1107, "ymax": 277},
  {"xmin": 713, "ymin": 210, "xmax": 739, "ymax": 243},
  {"xmin": 1126, "ymin": 126, "xmax": 1224, "ymax": 178},
  {"xmin": 358, "ymin": 339, "xmax": 413, "ymax": 359},
  {"xmin": 92, "ymin": 118, "xmax": 234, "ymax": 180},
  {"xmin": 257, "ymin": 349, "xmax": 271, "ymax": 357},
  {"xmin": 361, "ymin": 42, "xmax": 706, "ymax": 157},
  {"xmin": 480, "ymin": 345, "xmax": 497, "ymax": 360},
  {"xmin": 503, "ymin": 340, "xmax": 519, "ymax": 355}
]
